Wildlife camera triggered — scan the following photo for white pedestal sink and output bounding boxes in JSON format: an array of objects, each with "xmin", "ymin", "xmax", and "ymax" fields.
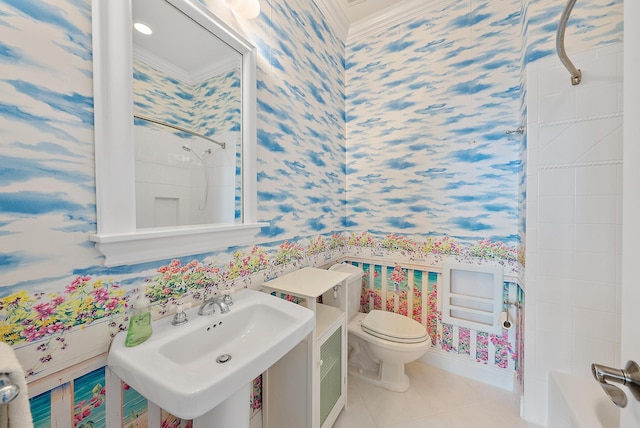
[
  {"xmin": 193, "ymin": 383, "xmax": 249, "ymax": 427},
  {"xmin": 108, "ymin": 288, "xmax": 314, "ymax": 426}
]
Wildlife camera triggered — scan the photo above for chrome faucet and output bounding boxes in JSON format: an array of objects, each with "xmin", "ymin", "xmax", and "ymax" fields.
[
  {"xmin": 592, "ymin": 360, "xmax": 640, "ymax": 408},
  {"xmin": 198, "ymin": 295, "xmax": 231, "ymax": 316}
]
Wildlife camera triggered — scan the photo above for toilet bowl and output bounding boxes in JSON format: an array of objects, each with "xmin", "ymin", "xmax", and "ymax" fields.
[
  {"xmin": 325, "ymin": 263, "xmax": 432, "ymax": 392},
  {"xmin": 348, "ymin": 311, "xmax": 431, "ymax": 392}
]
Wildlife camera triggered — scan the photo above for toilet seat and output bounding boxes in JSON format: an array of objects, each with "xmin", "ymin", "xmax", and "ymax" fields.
[{"xmin": 361, "ymin": 310, "xmax": 428, "ymax": 344}]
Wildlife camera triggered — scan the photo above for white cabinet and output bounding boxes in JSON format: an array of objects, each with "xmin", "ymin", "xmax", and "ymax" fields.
[{"xmin": 263, "ymin": 267, "xmax": 351, "ymax": 428}]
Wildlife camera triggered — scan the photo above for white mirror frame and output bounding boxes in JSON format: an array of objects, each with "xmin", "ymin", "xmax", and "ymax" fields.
[{"xmin": 90, "ymin": 0, "xmax": 265, "ymax": 267}]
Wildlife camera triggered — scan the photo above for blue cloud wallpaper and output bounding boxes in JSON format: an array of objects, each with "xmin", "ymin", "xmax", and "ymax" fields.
[{"xmin": 346, "ymin": 0, "xmax": 522, "ymax": 244}]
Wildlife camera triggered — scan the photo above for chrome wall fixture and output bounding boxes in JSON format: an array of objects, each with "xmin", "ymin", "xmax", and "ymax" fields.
[
  {"xmin": 556, "ymin": 0, "xmax": 582, "ymax": 85},
  {"xmin": 592, "ymin": 360, "xmax": 640, "ymax": 408},
  {"xmin": 505, "ymin": 126, "xmax": 525, "ymax": 135},
  {"xmin": 0, "ymin": 373, "xmax": 20, "ymax": 404}
]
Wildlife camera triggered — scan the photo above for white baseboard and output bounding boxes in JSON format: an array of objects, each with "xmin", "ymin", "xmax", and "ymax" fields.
[
  {"xmin": 250, "ymin": 411, "xmax": 262, "ymax": 428},
  {"xmin": 420, "ymin": 348, "xmax": 516, "ymax": 392}
]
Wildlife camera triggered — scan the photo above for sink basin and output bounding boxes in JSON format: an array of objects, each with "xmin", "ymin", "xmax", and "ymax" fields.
[{"xmin": 108, "ymin": 288, "xmax": 314, "ymax": 420}]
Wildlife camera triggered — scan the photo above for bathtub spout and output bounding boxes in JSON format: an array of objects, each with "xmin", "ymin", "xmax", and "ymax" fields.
[
  {"xmin": 591, "ymin": 360, "xmax": 640, "ymax": 408},
  {"xmin": 598, "ymin": 381, "xmax": 627, "ymax": 408}
]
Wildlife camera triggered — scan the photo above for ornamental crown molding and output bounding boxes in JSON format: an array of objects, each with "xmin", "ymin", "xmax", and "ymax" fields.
[
  {"xmin": 347, "ymin": 0, "xmax": 447, "ymax": 43},
  {"xmin": 313, "ymin": 0, "xmax": 350, "ymax": 42},
  {"xmin": 313, "ymin": 0, "xmax": 446, "ymax": 44}
]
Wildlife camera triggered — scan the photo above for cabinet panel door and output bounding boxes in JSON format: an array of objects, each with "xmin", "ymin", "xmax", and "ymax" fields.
[{"xmin": 320, "ymin": 326, "xmax": 342, "ymax": 426}]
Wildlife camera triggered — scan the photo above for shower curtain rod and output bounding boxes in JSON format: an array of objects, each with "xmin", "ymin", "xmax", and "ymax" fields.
[
  {"xmin": 556, "ymin": 0, "xmax": 582, "ymax": 85},
  {"xmin": 134, "ymin": 114, "xmax": 226, "ymax": 149}
]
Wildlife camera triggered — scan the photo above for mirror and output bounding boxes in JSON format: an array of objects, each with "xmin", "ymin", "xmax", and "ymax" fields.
[
  {"xmin": 90, "ymin": 0, "xmax": 265, "ymax": 266},
  {"xmin": 132, "ymin": 0, "xmax": 243, "ymax": 228}
]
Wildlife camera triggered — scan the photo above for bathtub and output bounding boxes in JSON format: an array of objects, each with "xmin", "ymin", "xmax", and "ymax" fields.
[{"xmin": 548, "ymin": 371, "xmax": 620, "ymax": 428}]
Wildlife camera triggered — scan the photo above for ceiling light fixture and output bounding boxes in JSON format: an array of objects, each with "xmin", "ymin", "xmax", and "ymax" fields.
[
  {"xmin": 226, "ymin": 0, "xmax": 261, "ymax": 20},
  {"xmin": 133, "ymin": 22, "xmax": 153, "ymax": 35}
]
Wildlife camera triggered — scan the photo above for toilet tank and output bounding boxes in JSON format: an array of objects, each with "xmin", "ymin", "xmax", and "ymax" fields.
[{"xmin": 322, "ymin": 263, "xmax": 364, "ymax": 319}]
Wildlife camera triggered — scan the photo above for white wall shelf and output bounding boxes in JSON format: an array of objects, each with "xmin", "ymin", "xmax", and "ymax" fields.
[{"xmin": 441, "ymin": 262, "xmax": 504, "ymax": 334}]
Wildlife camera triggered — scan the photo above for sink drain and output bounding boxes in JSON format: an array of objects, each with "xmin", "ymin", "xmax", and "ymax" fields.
[{"xmin": 216, "ymin": 354, "xmax": 232, "ymax": 364}]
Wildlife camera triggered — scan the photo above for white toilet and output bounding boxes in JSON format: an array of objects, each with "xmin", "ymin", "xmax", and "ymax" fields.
[{"xmin": 325, "ymin": 263, "xmax": 432, "ymax": 392}]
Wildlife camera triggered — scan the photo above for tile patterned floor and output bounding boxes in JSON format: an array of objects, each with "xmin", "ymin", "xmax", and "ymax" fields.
[{"xmin": 334, "ymin": 361, "xmax": 541, "ymax": 428}]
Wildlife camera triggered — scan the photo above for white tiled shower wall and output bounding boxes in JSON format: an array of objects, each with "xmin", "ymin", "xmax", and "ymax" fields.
[
  {"xmin": 523, "ymin": 43, "xmax": 623, "ymax": 425},
  {"xmin": 134, "ymin": 128, "xmax": 237, "ymax": 227}
]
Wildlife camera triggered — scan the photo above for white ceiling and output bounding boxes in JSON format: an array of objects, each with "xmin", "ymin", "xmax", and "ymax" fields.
[{"xmin": 133, "ymin": 0, "xmax": 238, "ymax": 75}]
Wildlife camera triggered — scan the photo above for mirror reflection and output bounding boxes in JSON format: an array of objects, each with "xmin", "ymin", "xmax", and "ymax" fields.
[{"xmin": 132, "ymin": 0, "xmax": 243, "ymax": 229}]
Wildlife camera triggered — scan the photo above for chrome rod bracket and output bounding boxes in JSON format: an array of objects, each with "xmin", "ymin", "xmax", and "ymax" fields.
[{"xmin": 570, "ymin": 69, "xmax": 582, "ymax": 86}]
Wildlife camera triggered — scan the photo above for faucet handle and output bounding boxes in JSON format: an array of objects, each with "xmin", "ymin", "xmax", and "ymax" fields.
[
  {"xmin": 222, "ymin": 293, "xmax": 233, "ymax": 306},
  {"xmin": 171, "ymin": 303, "xmax": 190, "ymax": 326}
]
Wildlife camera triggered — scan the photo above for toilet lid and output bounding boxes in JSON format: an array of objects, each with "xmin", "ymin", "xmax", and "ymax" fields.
[{"xmin": 361, "ymin": 310, "xmax": 428, "ymax": 343}]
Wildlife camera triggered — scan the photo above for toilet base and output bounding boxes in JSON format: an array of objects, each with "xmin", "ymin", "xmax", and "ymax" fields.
[{"xmin": 349, "ymin": 362, "xmax": 411, "ymax": 392}]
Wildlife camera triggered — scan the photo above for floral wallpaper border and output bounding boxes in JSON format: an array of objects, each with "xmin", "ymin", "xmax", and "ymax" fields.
[{"xmin": 2, "ymin": 231, "xmax": 521, "ymax": 378}]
